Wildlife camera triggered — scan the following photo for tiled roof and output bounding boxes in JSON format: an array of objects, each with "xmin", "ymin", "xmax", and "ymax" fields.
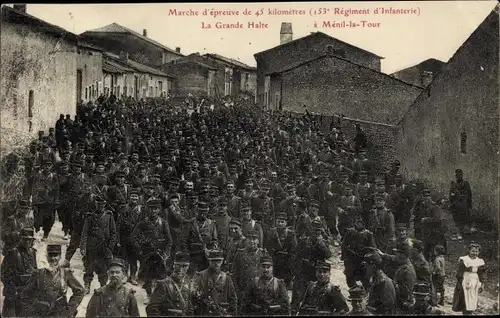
[
  {"xmin": 2, "ymin": 5, "xmax": 78, "ymax": 41},
  {"xmin": 104, "ymin": 52, "xmax": 175, "ymax": 78},
  {"xmin": 163, "ymin": 59, "xmax": 217, "ymax": 70},
  {"xmin": 203, "ymin": 53, "xmax": 256, "ymax": 70},
  {"xmin": 254, "ymin": 31, "xmax": 383, "ymax": 59},
  {"xmin": 85, "ymin": 23, "xmax": 183, "ymax": 57},
  {"xmin": 103, "ymin": 59, "xmax": 134, "ymax": 74}
]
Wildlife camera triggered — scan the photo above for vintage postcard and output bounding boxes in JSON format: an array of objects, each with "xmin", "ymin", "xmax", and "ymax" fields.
[{"xmin": 0, "ymin": 1, "xmax": 498, "ymax": 317}]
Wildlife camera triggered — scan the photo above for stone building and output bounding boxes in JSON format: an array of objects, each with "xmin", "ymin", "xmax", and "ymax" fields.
[
  {"xmin": 267, "ymin": 49, "xmax": 423, "ymax": 125},
  {"xmin": 395, "ymin": 5, "xmax": 499, "ymax": 225},
  {"xmin": 254, "ymin": 23, "xmax": 383, "ymax": 108},
  {"xmin": 100, "ymin": 52, "xmax": 174, "ymax": 100},
  {"xmin": 391, "ymin": 58, "xmax": 446, "ymax": 87},
  {"xmin": 161, "ymin": 53, "xmax": 257, "ymax": 99},
  {"xmin": 0, "ymin": 5, "xmax": 102, "ymax": 157},
  {"xmin": 80, "ymin": 23, "xmax": 184, "ymax": 68}
]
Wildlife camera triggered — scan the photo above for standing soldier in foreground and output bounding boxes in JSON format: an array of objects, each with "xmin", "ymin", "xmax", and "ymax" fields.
[
  {"xmin": 298, "ymin": 260, "xmax": 349, "ymax": 315},
  {"xmin": 33, "ymin": 244, "xmax": 85, "ymax": 317},
  {"xmin": 346, "ymin": 285, "xmax": 373, "ymax": 316},
  {"xmin": 1, "ymin": 228, "xmax": 38, "ymax": 317},
  {"xmin": 190, "ymin": 249, "xmax": 238, "ymax": 316},
  {"xmin": 449, "ymin": 169, "xmax": 473, "ymax": 240},
  {"xmin": 146, "ymin": 252, "xmax": 192, "ymax": 316},
  {"xmin": 86, "ymin": 258, "xmax": 140, "ymax": 318},
  {"xmin": 239, "ymin": 254, "xmax": 290, "ymax": 316}
]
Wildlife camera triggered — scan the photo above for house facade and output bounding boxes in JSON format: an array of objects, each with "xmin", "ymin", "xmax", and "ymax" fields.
[
  {"xmin": 254, "ymin": 24, "xmax": 383, "ymax": 108},
  {"xmin": 395, "ymin": 6, "xmax": 499, "ymax": 225}
]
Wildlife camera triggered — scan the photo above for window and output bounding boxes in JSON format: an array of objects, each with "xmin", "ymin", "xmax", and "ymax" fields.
[
  {"xmin": 143, "ymin": 88, "xmax": 147, "ymax": 98},
  {"xmin": 460, "ymin": 132, "xmax": 467, "ymax": 154},
  {"xmin": 275, "ymin": 94, "xmax": 280, "ymax": 110},
  {"xmin": 96, "ymin": 81, "xmax": 99, "ymax": 97},
  {"xmin": 85, "ymin": 87, "xmax": 88, "ymax": 100},
  {"xmin": 155, "ymin": 87, "xmax": 159, "ymax": 97},
  {"xmin": 117, "ymin": 86, "xmax": 121, "ymax": 96},
  {"xmin": 265, "ymin": 92, "xmax": 269, "ymax": 106},
  {"xmin": 28, "ymin": 90, "xmax": 34, "ymax": 118},
  {"xmin": 149, "ymin": 86, "xmax": 153, "ymax": 97},
  {"xmin": 124, "ymin": 85, "xmax": 128, "ymax": 96}
]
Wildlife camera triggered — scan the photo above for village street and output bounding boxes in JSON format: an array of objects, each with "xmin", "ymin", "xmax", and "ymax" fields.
[{"xmin": 1, "ymin": 215, "xmax": 495, "ymax": 316}]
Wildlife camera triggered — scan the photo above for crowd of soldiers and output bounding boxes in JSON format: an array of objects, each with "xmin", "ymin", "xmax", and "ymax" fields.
[{"xmin": 0, "ymin": 93, "xmax": 474, "ymax": 316}]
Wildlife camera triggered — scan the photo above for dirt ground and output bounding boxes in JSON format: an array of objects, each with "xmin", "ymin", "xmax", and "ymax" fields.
[{"xmin": 1, "ymin": 215, "xmax": 498, "ymax": 316}]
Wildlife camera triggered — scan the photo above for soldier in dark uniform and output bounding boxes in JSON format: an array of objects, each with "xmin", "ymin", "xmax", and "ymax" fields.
[
  {"xmin": 347, "ymin": 285, "xmax": 373, "ymax": 316},
  {"xmin": 231, "ymin": 229, "xmax": 267, "ymax": 298},
  {"xmin": 107, "ymin": 170, "xmax": 130, "ymax": 219},
  {"xmin": 86, "ymin": 258, "xmax": 140, "ymax": 318},
  {"xmin": 377, "ymin": 242, "xmax": 417, "ymax": 313},
  {"xmin": 294, "ymin": 198, "xmax": 312, "ymax": 238},
  {"xmin": 196, "ymin": 201, "xmax": 218, "ymax": 248},
  {"xmin": 298, "ymin": 260, "xmax": 349, "ymax": 315},
  {"xmin": 80, "ymin": 196, "xmax": 117, "ymax": 292},
  {"xmin": 341, "ymin": 218, "xmax": 376, "ymax": 289},
  {"xmin": 362, "ymin": 252, "xmax": 397, "ymax": 315},
  {"xmin": 131, "ymin": 198, "xmax": 173, "ymax": 296},
  {"xmin": 146, "ymin": 252, "xmax": 192, "ymax": 316},
  {"xmin": 33, "ymin": 244, "xmax": 85, "ymax": 317},
  {"xmin": 117, "ymin": 189, "xmax": 142, "ymax": 285},
  {"xmin": 190, "ymin": 249, "xmax": 238, "ymax": 316},
  {"xmin": 408, "ymin": 282, "xmax": 445, "ymax": 315},
  {"xmin": 449, "ymin": 169, "xmax": 473, "ymax": 240},
  {"xmin": 214, "ymin": 197, "xmax": 231, "ymax": 255},
  {"xmin": 240, "ymin": 204, "xmax": 264, "ymax": 247},
  {"xmin": 224, "ymin": 218, "xmax": 246, "ymax": 272},
  {"xmin": 368, "ymin": 193, "xmax": 395, "ymax": 253},
  {"xmin": 32, "ymin": 159, "xmax": 60, "ymax": 240},
  {"xmin": 267, "ymin": 212, "xmax": 297, "ymax": 289},
  {"xmin": 1, "ymin": 228, "xmax": 38, "ymax": 317},
  {"xmin": 239, "ymin": 254, "xmax": 290, "ymax": 316},
  {"xmin": 226, "ymin": 181, "xmax": 241, "ymax": 219},
  {"xmin": 57, "ymin": 162, "xmax": 73, "ymax": 240}
]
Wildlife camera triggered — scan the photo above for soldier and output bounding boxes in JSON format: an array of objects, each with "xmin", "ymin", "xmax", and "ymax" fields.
[
  {"xmin": 80, "ymin": 196, "xmax": 117, "ymax": 292},
  {"xmin": 86, "ymin": 258, "xmax": 140, "ymax": 318},
  {"xmin": 347, "ymin": 285, "xmax": 373, "ymax": 316},
  {"xmin": 368, "ymin": 194, "xmax": 395, "ymax": 253},
  {"xmin": 239, "ymin": 254, "xmax": 291, "ymax": 316},
  {"xmin": 411, "ymin": 188, "xmax": 433, "ymax": 241},
  {"xmin": 146, "ymin": 252, "xmax": 192, "ymax": 316},
  {"xmin": 131, "ymin": 198, "xmax": 173, "ymax": 296},
  {"xmin": 224, "ymin": 218, "xmax": 246, "ymax": 272},
  {"xmin": 190, "ymin": 249, "xmax": 238, "ymax": 316},
  {"xmin": 231, "ymin": 229, "xmax": 267, "ymax": 298},
  {"xmin": 377, "ymin": 242, "xmax": 417, "ymax": 313},
  {"xmin": 57, "ymin": 162, "xmax": 73, "ymax": 239},
  {"xmin": 298, "ymin": 260, "xmax": 349, "ymax": 315},
  {"xmin": 356, "ymin": 171, "xmax": 373, "ymax": 225},
  {"xmin": 32, "ymin": 159, "xmax": 60, "ymax": 240},
  {"xmin": 294, "ymin": 198, "xmax": 312, "ymax": 238},
  {"xmin": 240, "ymin": 204, "xmax": 264, "ymax": 247},
  {"xmin": 341, "ymin": 218, "xmax": 376, "ymax": 289},
  {"xmin": 449, "ymin": 169, "xmax": 473, "ymax": 240},
  {"xmin": 267, "ymin": 212, "xmax": 297, "ymax": 289},
  {"xmin": 117, "ymin": 189, "xmax": 142, "ymax": 285},
  {"xmin": 1, "ymin": 228, "xmax": 38, "ymax": 317},
  {"xmin": 214, "ymin": 197, "xmax": 231, "ymax": 255},
  {"xmin": 384, "ymin": 160, "xmax": 401, "ymax": 191},
  {"xmin": 421, "ymin": 204, "xmax": 448, "ymax": 260},
  {"xmin": 33, "ymin": 244, "xmax": 85, "ymax": 317},
  {"xmin": 362, "ymin": 252, "xmax": 397, "ymax": 315},
  {"xmin": 196, "ymin": 201, "xmax": 218, "ymax": 247},
  {"xmin": 226, "ymin": 181, "xmax": 241, "ymax": 219},
  {"xmin": 408, "ymin": 282, "xmax": 445, "ymax": 315},
  {"xmin": 308, "ymin": 201, "xmax": 332, "ymax": 242},
  {"xmin": 107, "ymin": 170, "xmax": 130, "ymax": 218}
]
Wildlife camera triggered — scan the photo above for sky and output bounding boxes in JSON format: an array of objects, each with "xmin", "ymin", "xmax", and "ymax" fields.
[{"xmin": 10, "ymin": 1, "xmax": 499, "ymax": 74}]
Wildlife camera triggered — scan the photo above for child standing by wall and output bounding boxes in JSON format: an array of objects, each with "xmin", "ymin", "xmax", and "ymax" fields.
[{"xmin": 432, "ymin": 245, "xmax": 446, "ymax": 306}]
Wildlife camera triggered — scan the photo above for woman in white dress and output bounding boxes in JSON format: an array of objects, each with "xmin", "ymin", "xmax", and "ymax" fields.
[{"xmin": 452, "ymin": 242, "xmax": 485, "ymax": 315}]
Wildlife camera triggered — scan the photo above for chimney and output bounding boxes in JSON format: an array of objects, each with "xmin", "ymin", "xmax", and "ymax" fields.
[
  {"xmin": 175, "ymin": 47, "xmax": 181, "ymax": 53},
  {"xmin": 143, "ymin": 29, "xmax": 147, "ymax": 37},
  {"xmin": 119, "ymin": 51, "xmax": 129, "ymax": 62},
  {"xmin": 13, "ymin": 4, "xmax": 27, "ymax": 13},
  {"xmin": 280, "ymin": 22, "xmax": 293, "ymax": 45},
  {"xmin": 420, "ymin": 71, "xmax": 433, "ymax": 86}
]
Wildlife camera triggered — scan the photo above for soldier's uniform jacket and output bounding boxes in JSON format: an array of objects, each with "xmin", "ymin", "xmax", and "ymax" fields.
[
  {"xmin": 224, "ymin": 236, "xmax": 245, "ymax": 271},
  {"xmin": 356, "ymin": 182, "xmax": 373, "ymax": 208},
  {"xmin": 226, "ymin": 194, "xmax": 241, "ymax": 219},
  {"xmin": 130, "ymin": 216, "xmax": 173, "ymax": 258},
  {"xmin": 85, "ymin": 284, "xmax": 139, "ymax": 318},
  {"xmin": 279, "ymin": 196, "xmax": 298, "ymax": 226},
  {"xmin": 368, "ymin": 208, "xmax": 395, "ymax": 253},
  {"xmin": 80, "ymin": 210, "xmax": 117, "ymax": 255},
  {"xmin": 33, "ymin": 267, "xmax": 85, "ymax": 317},
  {"xmin": 197, "ymin": 217, "xmax": 218, "ymax": 246},
  {"xmin": 1, "ymin": 246, "xmax": 37, "ymax": 300},
  {"xmin": 241, "ymin": 219, "xmax": 264, "ymax": 247},
  {"xmin": 214, "ymin": 213, "xmax": 231, "ymax": 253},
  {"xmin": 240, "ymin": 276, "xmax": 290, "ymax": 315},
  {"xmin": 407, "ymin": 304, "xmax": 445, "ymax": 315},
  {"xmin": 294, "ymin": 212, "xmax": 312, "ymax": 238},
  {"xmin": 394, "ymin": 260, "xmax": 417, "ymax": 310},
  {"xmin": 231, "ymin": 247, "xmax": 267, "ymax": 294},
  {"xmin": 367, "ymin": 270, "xmax": 397, "ymax": 315},
  {"xmin": 190, "ymin": 269, "xmax": 238, "ymax": 316},
  {"xmin": 32, "ymin": 171, "xmax": 59, "ymax": 205},
  {"xmin": 146, "ymin": 276, "xmax": 192, "ymax": 316},
  {"xmin": 299, "ymin": 281, "xmax": 349, "ymax": 314},
  {"xmin": 347, "ymin": 308, "xmax": 374, "ymax": 316},
  {"xmin": 267, "ymin": 227, "xmax": 297, "ymax": 260},
  {"xmin": 341, "ymin": 227, "xmax": 376, "ymax": 261},
  {"xmin": 294, "ymin": 236, "xmax": 332, "ymax": 283},
  {"xmin": 412, "ymin": 253, "xmax": 432, "ymax": 285},
  {"xmin": 108, "ymin": 183, "xmax": 130, "ymax": 207},
  {"xmin": 449, "ymin": 179, "xmax": 472, "ymax": 210},
  {"xmin": 117, "ymin": 204, "xmax": 142, "ymax": 246}
]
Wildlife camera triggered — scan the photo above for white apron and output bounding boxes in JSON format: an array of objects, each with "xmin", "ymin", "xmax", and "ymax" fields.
[{"xmin": 460, "ymin": 255, "xmax": 484, "ymax": 311}]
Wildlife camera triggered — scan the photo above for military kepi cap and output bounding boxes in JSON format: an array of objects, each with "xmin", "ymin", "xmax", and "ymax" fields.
[
  {"xmin": 260, "ymin": 255, "xmax": 273, "ymax": 265},
  {"xmin": 347, "ymin": 286, "xmax": 366, "ymax": 301},
  {"xmin": 108, "ymin": 257, "xmax": 127, "ymax": 269},
  {"xmin": 20, "ymin": 227, "xmax": 35, "ymax": 239},
  {"xmin": 413, "ymin": 282, "xmax": 430, "ymax": 296},
  {"xmin": 47, "ymin": 244, "xmax": 62, "ymax": 255},
  {"xmin": 315, "ymin": 260, "xmax": 332, "ymax": 270},
  {"xmin": 173, "ymin": 252, "xmax": 190, "ymax": 265},
  {"xmin": 207, "ymin": 249, "xmax": 224, "ymax": 260}
]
